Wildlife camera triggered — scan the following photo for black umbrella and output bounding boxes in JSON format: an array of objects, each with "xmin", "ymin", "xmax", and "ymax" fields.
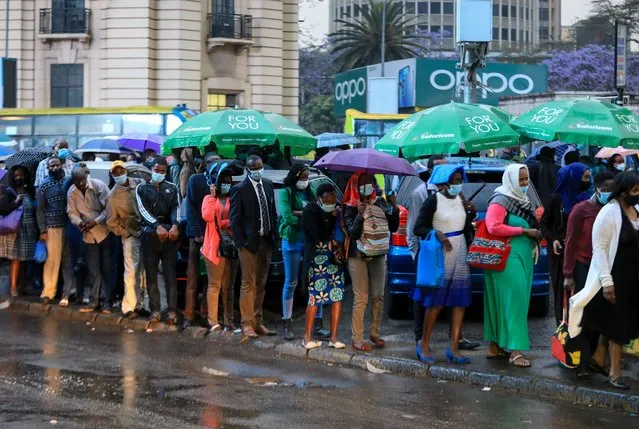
[{"xmin": 4, "ymin": 147, "xmax": 53, "ymax": 171}]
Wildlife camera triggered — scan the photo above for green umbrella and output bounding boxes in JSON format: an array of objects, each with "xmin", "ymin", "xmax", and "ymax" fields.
[
  {"xmin": 374, "ymin": 102, "xmax": 521, "ymax": 159},
  {"xmin": 511, "ymin": 98, "xmax": 639, "ymax": 148},
  {"xmin": 162, "ymin": 109, "xmax": 316, "ymax": 157}
]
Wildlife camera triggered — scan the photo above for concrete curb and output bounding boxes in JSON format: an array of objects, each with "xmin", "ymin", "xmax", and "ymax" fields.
[{"xmin": 9, "ymin": 298, "xmax": 639, "ymax": 413}]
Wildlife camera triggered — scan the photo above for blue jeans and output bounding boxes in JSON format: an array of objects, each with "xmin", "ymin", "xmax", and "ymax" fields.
[{"xmin": 282, "ymin": 239, "xmax": 322, "ymax": 320}]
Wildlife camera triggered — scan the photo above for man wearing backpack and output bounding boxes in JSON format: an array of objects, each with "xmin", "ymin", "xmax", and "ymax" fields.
[{"xmin": 343, "ymin": 173, "xmax": 399, "ymax": 352}]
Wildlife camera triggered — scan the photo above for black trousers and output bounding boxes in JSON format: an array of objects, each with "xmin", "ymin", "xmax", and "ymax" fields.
[
  {"xmin": 143, "ymin": 234, "xmax": 179, "ymax": 314},
  {"xmin": 549, "ymin": 253, "xmax": 565, "ymax": 326},
  {"xmin": 86, "ymin": 235, "xmax": 113, "ymax": 307},
  {"xmin": 573, "ymin": 261, "xmax": 600, "ymax": 371}
]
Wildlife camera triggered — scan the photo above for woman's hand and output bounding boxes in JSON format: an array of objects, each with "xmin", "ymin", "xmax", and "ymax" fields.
[
  {"xmin": 209, "ymin": 184, "xmax": 217, "ymax": 198},
  {"xmin": 603, "ymin": 286, "xmax": 616, "ymax": 304},
  {"xmin": 524, "ymin": 229, "xmax": 542, "ymax": 240},
  {"xmin": 436, "ymin": 231, "xmax": 453, "ymax": 253},
  {"xmin": 564, "ymin": 278, "xmax": 575, "ymax": 292},
  {"xmin": 552, "ymin": 240, "xmax": 563, "ymax": 256}
]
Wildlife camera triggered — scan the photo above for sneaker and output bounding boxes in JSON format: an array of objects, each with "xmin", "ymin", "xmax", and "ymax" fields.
[
  {"xmin": 0, "ymin": 299, "xmax": 10, "ymax": 310},
  {"xmin": 82, "ymin": 297, "xmax": 90, "ymax": 305},
  {"xmin": 59, "ymin": 298, "xmax": 69, "ymax": 307}
]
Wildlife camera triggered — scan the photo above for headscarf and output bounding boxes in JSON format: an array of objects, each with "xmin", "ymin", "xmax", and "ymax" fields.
[
  {"xmin": 552, "ymin": 162, "xmax": 589, "ymax": 214},
  {"xmin": 178, "ymin": 148, "xmax": 196, "ymax": 198},
  {"xmin": 429, "ymin": 164, "xmax": 465, "ymax": 185},
  {"xmin": 494, "ymin": 164, "xmax": 532, "ymax": 211},
  {"xmin": 533, "ymin": 147, "xmax": 559, "ymax": 203},
  {"xmin": 343, "ymin": 172, "xmax": 376, "ymax": 207}
]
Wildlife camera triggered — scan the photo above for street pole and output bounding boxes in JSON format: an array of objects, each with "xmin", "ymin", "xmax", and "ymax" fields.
[
  {"xmin": 4, "ymin": 0, "xmax": 9, "ymax": 58},
  {"xmin": 380, "ymin": 0, "xmax": 386, "ymax": 77}
]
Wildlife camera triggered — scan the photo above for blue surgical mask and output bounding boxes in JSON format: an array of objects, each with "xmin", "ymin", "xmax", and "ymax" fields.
[
  {"xmin": 220, "ymin": 183, "xmax": 231, "ymax": 195},
  {"xmin": 248, "ymin": 168, "xmax": 264, "ymax": 181},
  {"xmin": 319, "ymin": 201, "xmax": 336, "ymax": 213},
  {"xmin": 598, "ymin": 191, "xmax": 611, "ymax": 205},
  {"xmin": 57, "ymin": 148, "xmax": 70, "ymax": 160},
  {"xmin": 520, "ymin": 185, "xmax": 529, "ymax": 195},
  {"xmin": 448, "ymin": 184, "xmax": 463, "ymax": 196},
  {"xmin": 113, "ymin": 174, "xmax": 128, "ymax": 186},
  {"xmin": 359, "ymin": 183, "xmax": 374, "ymax": 197},
  {"xmin": 152, "ymin": 172, "xmax": 165, "ymax": 183}
]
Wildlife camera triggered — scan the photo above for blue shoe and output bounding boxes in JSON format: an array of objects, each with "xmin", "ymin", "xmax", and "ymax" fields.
[
  {"xmin": 446, "ymin": 348, "xmax": 471, "ymax": 364},
  {"xmin": 416, "ymin": 342, "xmax": 435, "ymax": 364}
]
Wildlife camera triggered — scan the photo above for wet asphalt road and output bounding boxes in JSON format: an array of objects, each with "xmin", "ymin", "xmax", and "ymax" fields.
[{"xmin": 0, "ymin": 312, "xmax": 637, "ymax": 429}]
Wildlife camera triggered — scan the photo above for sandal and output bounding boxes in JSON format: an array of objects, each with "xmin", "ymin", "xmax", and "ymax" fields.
[
  {"xmin": 352, "ymin": 341, "xmax": 372, "ymax": 352},
  {"xmin": 209, "ymin": 324, "xmax": 222, "ymax": 333},
  {"xmin": 508, "ymin": 354, "xmax": 531, "ymax": 368},
  {"xmin": 369, "ymin": 336, "xmax": 386, "ymax": 348}
]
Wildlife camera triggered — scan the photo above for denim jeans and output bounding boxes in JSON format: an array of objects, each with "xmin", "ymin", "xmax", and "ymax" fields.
[{"xmin": 281, "ymin": 239, "xmax": 322, "ymax": 320}]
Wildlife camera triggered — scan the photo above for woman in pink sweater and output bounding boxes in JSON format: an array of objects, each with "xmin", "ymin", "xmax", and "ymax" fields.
[{"xmin": 202, "ymin": 171, "xmax": 238, "ymax": 333}]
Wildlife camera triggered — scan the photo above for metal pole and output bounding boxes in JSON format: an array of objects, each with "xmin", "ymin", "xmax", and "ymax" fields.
[
  {"xmin": 462, "ymin": 46, "xmax": 472, "ymax": 104},
  {"xmin": 4, "ymin": 0, "xmax": 9, "ymax": 58},
  {"xmin": 381, "ymin": 0, "xmax": 386, "ymax": 77}
]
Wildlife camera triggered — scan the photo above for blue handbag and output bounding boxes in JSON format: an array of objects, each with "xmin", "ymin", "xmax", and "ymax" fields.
[
  {"xmin": 415, "ymin": 231, "xmax": 445, "ymax": 288},
  {"xmin": 34, "ymin": 241, "xmax": 48, "ymax": 264}
]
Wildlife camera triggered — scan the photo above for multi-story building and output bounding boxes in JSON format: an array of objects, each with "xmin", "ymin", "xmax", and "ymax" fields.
[
  {"xmin": 329, "ymin": 0, "xmax": 561, "ymax": 52},
  {"xmin": 0, "ymin": 0, "xmax": 299, "ymax": 120}
]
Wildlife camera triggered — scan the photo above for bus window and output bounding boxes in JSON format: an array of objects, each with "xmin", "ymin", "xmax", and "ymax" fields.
[
  {"xmin": 39, "ymin": 136, "xmax": 78, "ymax": 148},
  {"xmin": 79, "ymin": 114, "xmax": 122, "ymax": 135},
  {"xmin": 0, "ymin": 116, "xmax": 32, "ymax": 137},
  {"xmin": 35, "ymin": 115, "xmax": 76, "ymax": 138},
  {"xmin": 122, "ymin": 114, "xmax": 163, "ymax": 134},
  {"xmin": 166, "ymin": 114, "xmax": 184, "ymax": 135}
]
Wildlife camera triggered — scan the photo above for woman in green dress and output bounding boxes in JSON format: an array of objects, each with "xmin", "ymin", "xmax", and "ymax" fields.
[{"xmin": 484, "ymin": 164, "xmax": 543, "ymax": 368}]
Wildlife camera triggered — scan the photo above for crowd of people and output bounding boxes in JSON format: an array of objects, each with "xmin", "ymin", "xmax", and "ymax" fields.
[{"xmin": 1, "ymin": 140, "xmax": 637, "ymax": 389}]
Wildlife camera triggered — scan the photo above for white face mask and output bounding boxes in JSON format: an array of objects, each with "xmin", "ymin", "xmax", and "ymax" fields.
[
  {"xmin": 319, "ymin": 201, "xmax": 335, "ymax": 213},
  {"xmin": 296, "ymin": 180, "xmax": 309, "ymax": 190},
  {"xmin": 616, "ymin": 163, "xmax": 626, "ymax": 171}
]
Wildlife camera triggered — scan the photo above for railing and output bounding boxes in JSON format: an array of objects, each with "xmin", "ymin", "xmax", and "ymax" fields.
[
  {"xmin": 39, "ymin": 8, "xmax": 91, "ymax": 35},
  {"xmin": 207, "ymin": 13, "xmax": 252, "ymax": 40}
]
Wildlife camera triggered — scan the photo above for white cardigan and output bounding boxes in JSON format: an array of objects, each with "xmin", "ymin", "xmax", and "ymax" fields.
[{"xmin": 568, "ymin": 201, "xmax": 622, "ymax": 338}]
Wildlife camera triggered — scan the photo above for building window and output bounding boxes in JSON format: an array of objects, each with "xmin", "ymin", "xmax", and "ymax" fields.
[
  {"xmin": 417, "ymin": 24, "xmax": 429, "ymax": 33},
  {"xmin": 207, "ymin": 93, "xmax": 238, "ymax": 111},
  {"xmin": 418, "ymin": 2, "xmax": 428, "ymax": 14},
  {"xmin": 345, "ymin": 5, "xmax": 351, "ymax": 17},
  {"xmin": 520, "ymin": 29, "xmax": 523, "ymax": 41},
  {"xmin": 443, "ymin": 25, "xmax": 453, "ymax": 38},
  {"xmin": 493, "ymin": 27, "xmax": 499, "ymax": 40},
  {"xmin": 511, "ymin": 29, "xmax": 516, "ymax": 41},
  {"xmin": 501, "ymin": 28, "xmax": 508, "ymax": 40},
  {"xmin": 431, "ymin": 2, "xmax": 441, "ymax": 14},
  {"xmin": 51, "ymin": 64, "xmax": 83, "ymax": 108},
  {"xmin": 540, "ymin": 8, "xmax": 549, "ymax": 21},
  {"xmin": 361, "ymin": 4, "xmax": 368, "ymax": 15},
  {"xmin": 540, "ymin": 27, "xmax": 549, "ymax": 40},
  {"xmin": 525, "ymin": 8, "xmax": 529, "ymax": 19},
  {"xmin": 443, "ymin": 2, "xmax": 453, "ymax": 14},
  {"xmin": 493, "ymin": 4, "xmax": 499, "ymax": 16},
  {"xmin": 511, "ymin": 5, "xmax": 516, "ymax": 18},
  {"xmin": 339, "ymin": 6, "xmax": 344, "ymax": 18},
  {"xmin": 334, "ymin": 7, "xmax": 338, "ymax": 20},
  {"xmin": 353, "ymin": 5, "xmax": 359, "ymax": 18},
  {"xmin": 431, "ymin": 25, "xmax": 441, "ymax": 35},
  {"xmin": 406, "ymin": 2, "xmax": 415, "ymax": 14},
  {"xmin": 501, "ymin": 5, "xmax": 508, "ymax": 17}
]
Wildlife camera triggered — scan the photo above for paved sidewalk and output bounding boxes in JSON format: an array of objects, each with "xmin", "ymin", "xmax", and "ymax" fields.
[{"xmin": 7, "ymin": 295, "xmax": 639, "ymax": 414}]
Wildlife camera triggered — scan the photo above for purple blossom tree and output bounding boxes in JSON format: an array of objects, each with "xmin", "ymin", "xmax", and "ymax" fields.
[{"xmin": 543, "ymin": 44, "xmax": 639, "ymax": 92}]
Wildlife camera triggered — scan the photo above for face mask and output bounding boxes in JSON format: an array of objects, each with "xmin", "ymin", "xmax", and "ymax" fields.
[
  {"xmin": 13, "ymin": 178, "xmax": 24, "ymax": 188},
  {"xmin": 248, "ymin": 168, "xmax": 264, "ymax": 181},
  {"xmin": 448, "ymin": 184, "xmax": 463, "ymax": 196},
  {"xmin": 624, "ymin": 194, "xmax": 639, "ymax": 206},
  {"xmin": 113, "ymin": 174, "xmax": 128, "ymax": 186},
  {"xmin": 319, "ymin": 201, "xmax": 335, "ymax": 213},
  {"xmin": 57, "ymin": 149, "xmax": 70, "ymax": 160},
  {"xmin": 49, "ymin": 169, "xmax": 64, "ymax": 180},
  {"xmin": 580, "ymin": 180, "xmax": 591, "ymax": 191},
  {"xmin": 520, "ymin": 185, "xmax": 529, "ymax": 195},
  {"xmin": 152, "ymin": 172, "xmax": 166, "ymax": 183},
  {"xmin": 296, "ymin": 180, "xmax": 309, "ymax": 190},
  {"xmin": 616, "ymin": 163, "xmax": 626, "ymax": 171},
  {"xmin": 220, "ymin": 183, "xmax": 231, "ymax": 195},
  {"xmin": 597, "ymin": 191, "xmax": 611, "ymax": 205},
  {"xmin": 359, "ymin": 183, "xmax": 374, "ymax": 197}
]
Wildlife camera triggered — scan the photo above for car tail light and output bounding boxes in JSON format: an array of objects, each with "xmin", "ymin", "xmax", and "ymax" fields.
[{"xmin": 391, "ymin": 205, "xmax": 408, "ymax": 246}]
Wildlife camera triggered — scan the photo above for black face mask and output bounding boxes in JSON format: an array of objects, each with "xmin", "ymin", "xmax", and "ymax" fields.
[
  {"xmin": 13, "ymin": 178, "xmax": 25, "ymax": 188},
  {"xmin": 580, "ymin": 181, "xmax": 591, "ymax": 191},
  {"xmin": 624, "ymin": 194, "xmax": 639, "ymax": 207},
  {"xmin": 49, "ymin": 169, "xmax": 64, "ymax": 180}
]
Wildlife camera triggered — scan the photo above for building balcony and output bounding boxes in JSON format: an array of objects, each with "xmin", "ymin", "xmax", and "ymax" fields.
[
  {"xmin": 38, "ymin": 8, "xmax": 91, "ymax": 43},
  {"xmin": 207, "ymin": 13, "xmax": 254, "ymax": 51}
]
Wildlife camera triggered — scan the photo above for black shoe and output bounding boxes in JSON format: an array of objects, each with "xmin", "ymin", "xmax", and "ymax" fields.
[
  {"xmin": 608, "ymin": 376, "xmax": 630, "ymax": 390},
  {"xmin": 588, "ymin": 360, "xmax": 609, "ymax": 377},
  {"xmin": 313, "ymin": 318, "xmax": 331, "ymax": 341},
  {"xmin": 41, "ymin": 297, "xmax": 52, "ymax": 305},
  {"xmin": 149, "ymin": 312, "xmax": 161, "ymax": 323},
  {"xmin": 180, "ymin": 319, "xmax": 191, "ymax": 331},
  {"xmin": 458, "ymin": 338, "xmax": 481, "ymax": 351},
  {"xmin": 123, "ymin": 311, "xmax": 138, "ymax": 319},
  {"xmin": 283, "ymin": 319, "xmax": 294, "ymax": 341},
  {"xmin": 135, "ymin": 308, "xmax": 151, "ymax": 318}
]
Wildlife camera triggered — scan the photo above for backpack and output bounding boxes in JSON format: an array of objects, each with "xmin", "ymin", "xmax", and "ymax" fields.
[{"xmin": 356, "ymin": 203, "xmax": 390, "ymax": 257}]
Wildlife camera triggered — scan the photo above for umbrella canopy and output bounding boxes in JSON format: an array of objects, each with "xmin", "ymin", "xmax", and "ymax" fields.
[
  {"xmin": 527, "ymin": 141, "xmax": 577, "ymax": 164},
  {"xmin": 374, "ymin": 102, "xmax": 521, "ymax": 159},
  {"xmin": 4, "ymin": 147, "xmax": 52, "ymax": 171},
  {"xmin": 75, "ymin": 139, "xmax": 134, "ymax": 155},
  {"xmin": 162, "ymin": 109, "xmax": 316, "ymax": 158},
  {"xmin": 314, "ymin": 148, "xmax": 417, "ymax": 176},
  {"xmin": 0, "ymin": 146, "xmax": 17, "ymax": 160},
  {"xmin": 511, "ymin": 99, "xmax": 639, "ymax": 148},
  {"xmin": 595, "ymin": 146, "xmax": 639, "ymax": 159},
  {"xmin": 315, "ymin": 133, "xmax": 360, "ymax": 148},
  {"xmin": 117, "ymin": 133, "xmax": 164, "ymax": 153}
]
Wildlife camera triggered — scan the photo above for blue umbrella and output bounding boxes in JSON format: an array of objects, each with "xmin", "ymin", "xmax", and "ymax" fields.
[
  {"xmin": 315, "ymin": 133, "xmax": 360, "ymax": 149},
  {"xmin": 527, "ymin": 141, "xmax": 578, "ymax": 165},
  {"xmin": 0, "ymin": 146, "xmax": 17, "ymax": 159},
  {"xmin": 75, "ymin": 138, "xmax": 134, "ymax": 155}
]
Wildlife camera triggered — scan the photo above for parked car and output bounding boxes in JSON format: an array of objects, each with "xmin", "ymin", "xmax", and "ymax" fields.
[{"xmin": 386, "ymin": 157, "xmax": 551, "ymax": 319}]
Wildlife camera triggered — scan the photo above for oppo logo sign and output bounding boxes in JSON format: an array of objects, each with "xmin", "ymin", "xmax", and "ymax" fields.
[
  {"xmin": 335, "ymin": 77, "xmax": 366, "ymax": 105},
  {"xmin": 429, "ymin": 70, "xmax": 535, "ymax": 98}
]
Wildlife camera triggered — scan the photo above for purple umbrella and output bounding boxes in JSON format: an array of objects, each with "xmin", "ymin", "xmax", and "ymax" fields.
[
  {"xmin": 117, "ymin": 133, "xmax": 164, "ymax": 153},
  {"xmin": 314, "ymin": 148, "xmax": 417, "ymax": 176}
]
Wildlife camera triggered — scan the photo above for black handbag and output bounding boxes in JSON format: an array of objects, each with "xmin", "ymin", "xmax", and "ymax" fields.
[{"xmin": 214, "ymin": 216, "xmax": 238, "ymax": 259}]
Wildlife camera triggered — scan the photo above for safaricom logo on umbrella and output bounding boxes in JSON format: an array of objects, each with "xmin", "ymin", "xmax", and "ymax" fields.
[
  {"xmin": 228, "ymin": 115, "xmax": 259, "ymax": 130},
  {"xmin": 464, "ymin": 116, "xmax": 500, "ymax": 134},
  {"xmin": 568, "ymin": 123, "xmax": 613, "ymax": 132},
  {"xmin": 183, "ymin": 126, "xmax": 212, "ymax": 132},
  {"xmin": 279, "ymin": 126, "xmax": 304, "ymax": 133},
  {"xmin": 419, "ymin": 132, "xmax": 455, "ymax": 140},
  {"xmin": 616, "ymin": 114, "xmax": 639, "ymax": 133}
]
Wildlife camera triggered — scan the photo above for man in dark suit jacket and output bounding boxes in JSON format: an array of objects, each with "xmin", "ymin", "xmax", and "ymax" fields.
[{"xmin": 230, "ymin": 154, "xmax": 279, "ymax": 338}]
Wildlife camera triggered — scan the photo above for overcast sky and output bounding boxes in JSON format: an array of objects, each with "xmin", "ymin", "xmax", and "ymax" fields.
[{"xmin": 299, "ymin": 0, "xmax": 595, "ymax": 45}]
